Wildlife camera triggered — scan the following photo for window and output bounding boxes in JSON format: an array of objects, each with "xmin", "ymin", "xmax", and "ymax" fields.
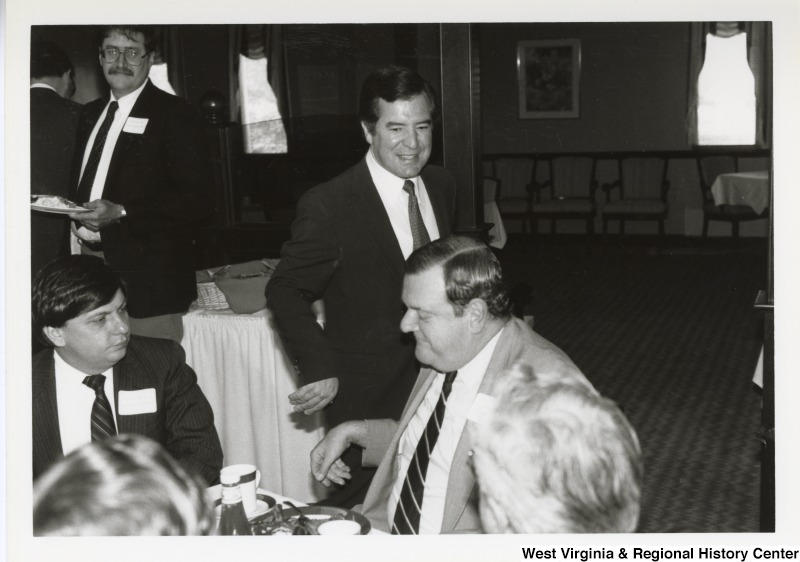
[
  {"xmin": 238, "ymin": 54, "xmax": 288, "ymax": 154},
  {"xmin": 696, "ymin": 32, "xmax": 756, "ymax": 145}
]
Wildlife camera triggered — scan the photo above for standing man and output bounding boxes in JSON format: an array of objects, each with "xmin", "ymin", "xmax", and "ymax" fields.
[
  {"xmin": 30, "ymin": 40, "xmax": 81, "ymax": 278},
  {"xmin": 67, "ymin": 26, "xmax": 214, "ymax": 342},
  {"xmin": 32, "ymin": 255, "xmax": 223, "ymax": 486},
  {"xmin": 266, "ymin": 66, "xmax": 457, "ymax": 507}
]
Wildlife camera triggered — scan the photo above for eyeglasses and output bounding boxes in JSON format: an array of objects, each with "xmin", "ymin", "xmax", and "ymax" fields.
[{"xmin": 100, "ymin": 47, "xmax": 149, "ymax": 66}]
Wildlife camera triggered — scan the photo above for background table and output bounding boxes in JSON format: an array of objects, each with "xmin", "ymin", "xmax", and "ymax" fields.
[
  {"xmin": 710, "ymin": 170, "xmax": 770, "ymax": 214},
  {"xmin": 183, "ymin": 307, "xmax": 327, "ymax": 502}
]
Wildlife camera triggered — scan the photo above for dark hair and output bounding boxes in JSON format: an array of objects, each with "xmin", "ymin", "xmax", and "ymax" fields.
[
  {"xmin": 358, "ymin": 65, "xmax": 440, "ymax": 134},
  {"xmin": 33, "ymin": 434, "xmax": 214, "ymax": 536},
  {"xmin": 30, "ymin": 40, "xmax": 74, "ymax": 79},
  {"xmin": 405, "ymin": 236, "xmax": 511, "ymax": 319},
  {"xmin": 32, "ymin": 256, "xmax": 125, "ymax": 347},
  {"xmin": 98, "ymin": 25, "xmax": 158, "ymax": 54}
]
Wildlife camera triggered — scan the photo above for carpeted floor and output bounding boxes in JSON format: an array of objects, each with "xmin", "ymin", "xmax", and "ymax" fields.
[{"xmin": 496, "ymin": 235, "xmax": 768, "ymax": 533}]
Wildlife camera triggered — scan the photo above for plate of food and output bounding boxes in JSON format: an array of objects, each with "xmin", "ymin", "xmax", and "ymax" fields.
[
  {"xmin": 250, "ymin": 504, "xmax": 371, "ymax": 535},
  {"xmin": 31, "ymin": 194, "xmax": 89, "ymax": 214}
]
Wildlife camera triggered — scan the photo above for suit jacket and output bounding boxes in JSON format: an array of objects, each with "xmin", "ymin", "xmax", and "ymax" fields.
[
  {"xmin": 32, "ymin": 336, "xmax": 223, "ymax": 485},
  {"xmin": 70, "ymin": 81, "xmax": 214, "ymax": 318},
  {"xmin": 30, "ymin": 87, "xmax": 81, "ymax": 276},
  {"xmin": 266, "ymin": 157, "xmax": 456, "ymax": 425},
  {"xmin": 358, "ymin": 316, "xmax": 593, "ymax": 533}
]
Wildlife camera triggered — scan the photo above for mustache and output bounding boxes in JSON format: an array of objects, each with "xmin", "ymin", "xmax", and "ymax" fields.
[{"xmin": 109, "ymin": 68, "xmax": 135, "ymax": 76}]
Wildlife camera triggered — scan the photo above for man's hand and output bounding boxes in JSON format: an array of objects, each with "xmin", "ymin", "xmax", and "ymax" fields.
[
  {"xmin": 69, "ymin": 199, "xmax": 125, "ymax": 231},
  {"xmin": 288, "ymin": 377, "xmax": 338, "ymax": 415},
  {"xmin": 310, "ymin": 421, "xmax": 366, "ymax": 486}
]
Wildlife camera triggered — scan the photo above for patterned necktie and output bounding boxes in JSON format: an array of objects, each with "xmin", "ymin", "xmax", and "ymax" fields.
[
  {"xmin": 402, "ymin": 179, "xmax": 431, "ymax": 250},
  {"xmin": 392, "ymin": 370, "xmax": 458, "ymax": 535},
  {"xmin": 76, "ymin": 101, "xmax": 119, "ymax": 204},
  {"xmin": 82, "ymin": 374, "xmax": 117, "ymax": 441}
]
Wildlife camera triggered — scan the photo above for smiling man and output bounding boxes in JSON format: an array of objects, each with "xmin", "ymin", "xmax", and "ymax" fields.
[
  {"xmin": 309, "ymin": 237, "xmax": 593, "ymax": 534},
  {"xmin": 66, "ymin": 25, "xmax": 214, "ymax": 342},
  {"xmin": 267, "ymin": 66, "xmax": 456, "ymax": 508},
  {"xmin": 32, "ymin": 255, "xmax": 222, "ymax": 486}
]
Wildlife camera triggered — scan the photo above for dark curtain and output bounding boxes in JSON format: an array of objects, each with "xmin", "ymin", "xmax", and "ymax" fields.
[
  {"xmin": 687, "ymin": 21, "xmax": 771, "ymax": 147},
  {"xmin": 153, "ymin": 25, "xmax": 186, "ymax": 98}
]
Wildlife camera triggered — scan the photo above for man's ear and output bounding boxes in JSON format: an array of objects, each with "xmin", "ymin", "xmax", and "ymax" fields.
[
  {"xmin": 467, "ymin": 298, "xmax": 489, "ymax": 333},
  {"xmin": 360, "ymin": 121, "xmax": 374, "ymax": 145},
  {"xmin": 43, "ymin": 326, "xmax": 65, "ymax": 348}
]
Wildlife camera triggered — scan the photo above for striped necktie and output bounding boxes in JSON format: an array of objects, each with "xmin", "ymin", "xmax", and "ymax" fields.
[
  {"xmin": 392, "ymin": 370, "xmax": 458, "ymax": 535},
  {"xmin": 76, "ymin": 101, "xmax": 119, "ymax": 204},
  {"xmin": 82, "ymin": 374, "xmax": 117, "ymax": 441},
  {"xmin": 402, "ymin": 179, "xmax": 431, "ymax": 250}
]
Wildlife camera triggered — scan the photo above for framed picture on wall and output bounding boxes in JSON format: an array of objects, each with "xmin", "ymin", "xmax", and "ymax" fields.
[{"xmin": 517, "ymin": 39, "xmax": 581, "ymax": 119}]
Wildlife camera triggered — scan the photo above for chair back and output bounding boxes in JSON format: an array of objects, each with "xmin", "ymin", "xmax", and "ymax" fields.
[
  {"xmin": 548, "ymin": 156, "xmax": 596, "ymax": 200},
  {"xmin": 697, "ymin": 155, "xmax": 738, "ymax": 204},
  {"xmin": 617, "ymin": 157, "xmax": 669, "ymax": 200},
  {"xmin": 492, "ymin": 157, "xmax": 535, "ymax": 202}
]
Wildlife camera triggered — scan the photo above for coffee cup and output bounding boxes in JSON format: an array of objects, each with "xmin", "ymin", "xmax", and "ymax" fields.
[{"xmin": 220, "ymin": 464, "xmax": 261, "ymax": 514}]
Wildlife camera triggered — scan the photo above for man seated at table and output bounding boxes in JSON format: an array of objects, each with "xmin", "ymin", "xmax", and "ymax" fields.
[
  {"xmin": 471, "ymin": 364, "xmax": 643, "ymax": 533},
  {"xmin": 310, "ymin": 236, "xmax": 593, "ymax": 534},
  {"xmin": 32, "ymin": 255, "xmax": 223, "ymax": 486}
]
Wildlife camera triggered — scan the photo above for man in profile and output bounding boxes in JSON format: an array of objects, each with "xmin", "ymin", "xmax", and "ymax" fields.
[
  {"xmin": 32, "ymin": 255, "xmax": 223, "ymax": 485},
  {"xmin": 310, "ymin": 236, "xmax": 593, "ymax": 533},
  {"xmin": 30, "ymin": 39, "xmax": 82, "ymax": 278},
  {"xmin": 267, "ymin": 66, "xmax": 456, "ymax": 506}
]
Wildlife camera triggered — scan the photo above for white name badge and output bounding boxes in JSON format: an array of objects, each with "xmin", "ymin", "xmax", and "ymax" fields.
[
  {"xmin": 123, "ymin": 117, "xmax": 149, "ymax": 134},
  {"xmin": 467, "ymin": 393, "xmax": 497, "ymax": 423},
  {"xmin": 117, "ymin": 388, "xmax": 157, "ymax": 415}
]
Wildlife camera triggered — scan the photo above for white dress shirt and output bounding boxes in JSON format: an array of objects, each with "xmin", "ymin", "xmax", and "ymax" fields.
[
  {"xmin": 366, "ymin": 149, "xmax": 441, "ymax": 259},
  {"xmin": 72, "ymin": 79, "xmax": 149, "ymax": 248},
  {"xmin": 388, "ymin": 328, "xmax": 503, "ymax": 533},
  {"xmin": 54, "ymin": 351, "xmax": 117, "ymax": 456}
]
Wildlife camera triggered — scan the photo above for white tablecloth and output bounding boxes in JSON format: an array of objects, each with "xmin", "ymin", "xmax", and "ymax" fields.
[
  {"xmin": 710, "ymin": 170, "xmax": 770, "ymax": 214},
  {"xmin": 183, "ymin": 307, "xmax": 326, "ymax": 502}
]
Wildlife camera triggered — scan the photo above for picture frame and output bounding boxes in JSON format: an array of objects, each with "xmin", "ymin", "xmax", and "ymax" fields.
[{"xmin": 517, "ymin": 39, "xmax": 581, "ymax": 119}]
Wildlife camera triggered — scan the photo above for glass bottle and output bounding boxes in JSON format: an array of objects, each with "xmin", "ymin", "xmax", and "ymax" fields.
[{"xmin": 218, "ymin": 472, "xmax": 252, "ymax": 536}]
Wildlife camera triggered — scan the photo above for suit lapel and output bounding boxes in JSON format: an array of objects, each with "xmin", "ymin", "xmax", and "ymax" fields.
[
  {"xmin": 440, "ymin": 320, "xmax": 517, "ymax": 532},
  {"xmin": 347, "ymin": 158, "xmax": 406, "ymax": 280},
  {"xmin": 32, "ymin": 351, "xmax": 64, "ymax": 476},
  {"xmin": 103, "ymin": 81, "xmax": 157, "ymax": 200},
  {"xmin": 421, "ymin": 167, "xmax": 451, "ymax": 236}
]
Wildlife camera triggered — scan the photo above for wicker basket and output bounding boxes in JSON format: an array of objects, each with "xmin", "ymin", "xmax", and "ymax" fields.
[{"xmin": 195, "ymin": 280, "xmax": 229, "ymax": 310}]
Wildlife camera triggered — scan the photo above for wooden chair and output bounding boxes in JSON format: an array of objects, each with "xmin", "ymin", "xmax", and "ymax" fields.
[
  {"xmin": 601, "ymin": 156, "xmax": 670, "ymax": 243},
  {"xmin": 490, "ymin": 157, "xmax": 535, "ymax": 234},
  {"xmin": 529, "ymin": 156, "xmax": 597, "ymax": 235},
  {"xmin": 696, "ymin": 155, "xmax": 764, "ymax": 237}
]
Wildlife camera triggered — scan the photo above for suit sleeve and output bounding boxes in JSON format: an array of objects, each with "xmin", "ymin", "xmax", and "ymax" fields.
[
  {"xmin": 122, "ymin": 97, "xmax": 215, "ymax": 238},
  {"xmin": 362, "ymin": 419, "xmax": 399, "ymax": 467},
  {"xmin": 162, "ymin": 341, "xmax": 223, "ymax": 485},
  {"xmin": 265, "ymin": 189, "xmax": 340, "ymax": 385}
]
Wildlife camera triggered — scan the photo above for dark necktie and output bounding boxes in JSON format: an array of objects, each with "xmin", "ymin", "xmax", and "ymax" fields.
[
  {"xmin": 76, "ymin": 101, "xmax": 119, "ymax": 204},
  {"xmin": 392, "ymin": 370, "xmax": 458, "ymax": 535},
  {"xmin": 82, "ymin": 374, "xmax": 117, "ymax": 441},
  {"xmin": 402, "ymin": 179, "xmax": 431, "ymax": 250}
]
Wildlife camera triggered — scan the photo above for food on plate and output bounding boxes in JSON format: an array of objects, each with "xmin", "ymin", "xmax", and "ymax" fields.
[{"xmin": 31, "ymin": 195, "xmax": 84, "ymax": 210}]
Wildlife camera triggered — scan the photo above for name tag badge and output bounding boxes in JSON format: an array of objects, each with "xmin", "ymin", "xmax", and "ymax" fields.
[
  {"xmin": 117, "ymin": 388, "xmax": 157, "ymax": 415},
  {"xmin": 123, "ymin": 117, "xmax": 148, "ymax": 134},
  {"xmin": 467, "ymin": 393, "xmax": 497, "ymax": 423}
]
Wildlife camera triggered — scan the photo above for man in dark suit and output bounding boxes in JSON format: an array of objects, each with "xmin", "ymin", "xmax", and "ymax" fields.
[
  {"xmin": 30, "ymin": 40, "xmax": 81, "ymax": 278},
  {"xmin": 32, "ymin": 255, "xmax": 223, "ymax": 486},
  {"xmin": 67, "ymin": 26, "xmax": 214, "ymax": 342},
  {"xmin": 266, "ymin": 66, "xmax": 456, "ymax": 507}
]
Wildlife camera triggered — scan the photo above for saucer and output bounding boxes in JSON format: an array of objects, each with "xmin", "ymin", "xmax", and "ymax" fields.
[{"xmin": 214, "ymin": 493, "xmax": 276, "ymax": 520}]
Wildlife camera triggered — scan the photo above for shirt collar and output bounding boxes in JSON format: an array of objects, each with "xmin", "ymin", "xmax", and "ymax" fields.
[
  {"xmin": 110, "ymin": 78, "xmax": 149, "ymax": 110},
  {"xmin": 30, "ymin": 83, "xmax": 58, "ymax": 93},
  {"xmin": 366, "ymin": 148, "xmax": 419, "ymax": 198},
  {"xmin": 53, "ymin": 349, "xmax": 112, "ymax": 380},
  {"xmin": 440, "ymin": 326, "xmax": 505, "ymax": 392}
]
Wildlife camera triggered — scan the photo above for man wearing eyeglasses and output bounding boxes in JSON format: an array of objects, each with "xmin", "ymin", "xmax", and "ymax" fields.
[{"xmin": 67, "ymin": 26, "xmax": 214, "ymax": 342}]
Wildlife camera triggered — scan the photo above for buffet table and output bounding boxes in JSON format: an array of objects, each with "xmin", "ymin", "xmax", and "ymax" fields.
[
  {"xmin": 182, "ymin": 307, "xmax": 327, "ymax": 502},
  {"xmin": 710, "ymin": 170, "xmax": 770, "ymax": 214}
]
